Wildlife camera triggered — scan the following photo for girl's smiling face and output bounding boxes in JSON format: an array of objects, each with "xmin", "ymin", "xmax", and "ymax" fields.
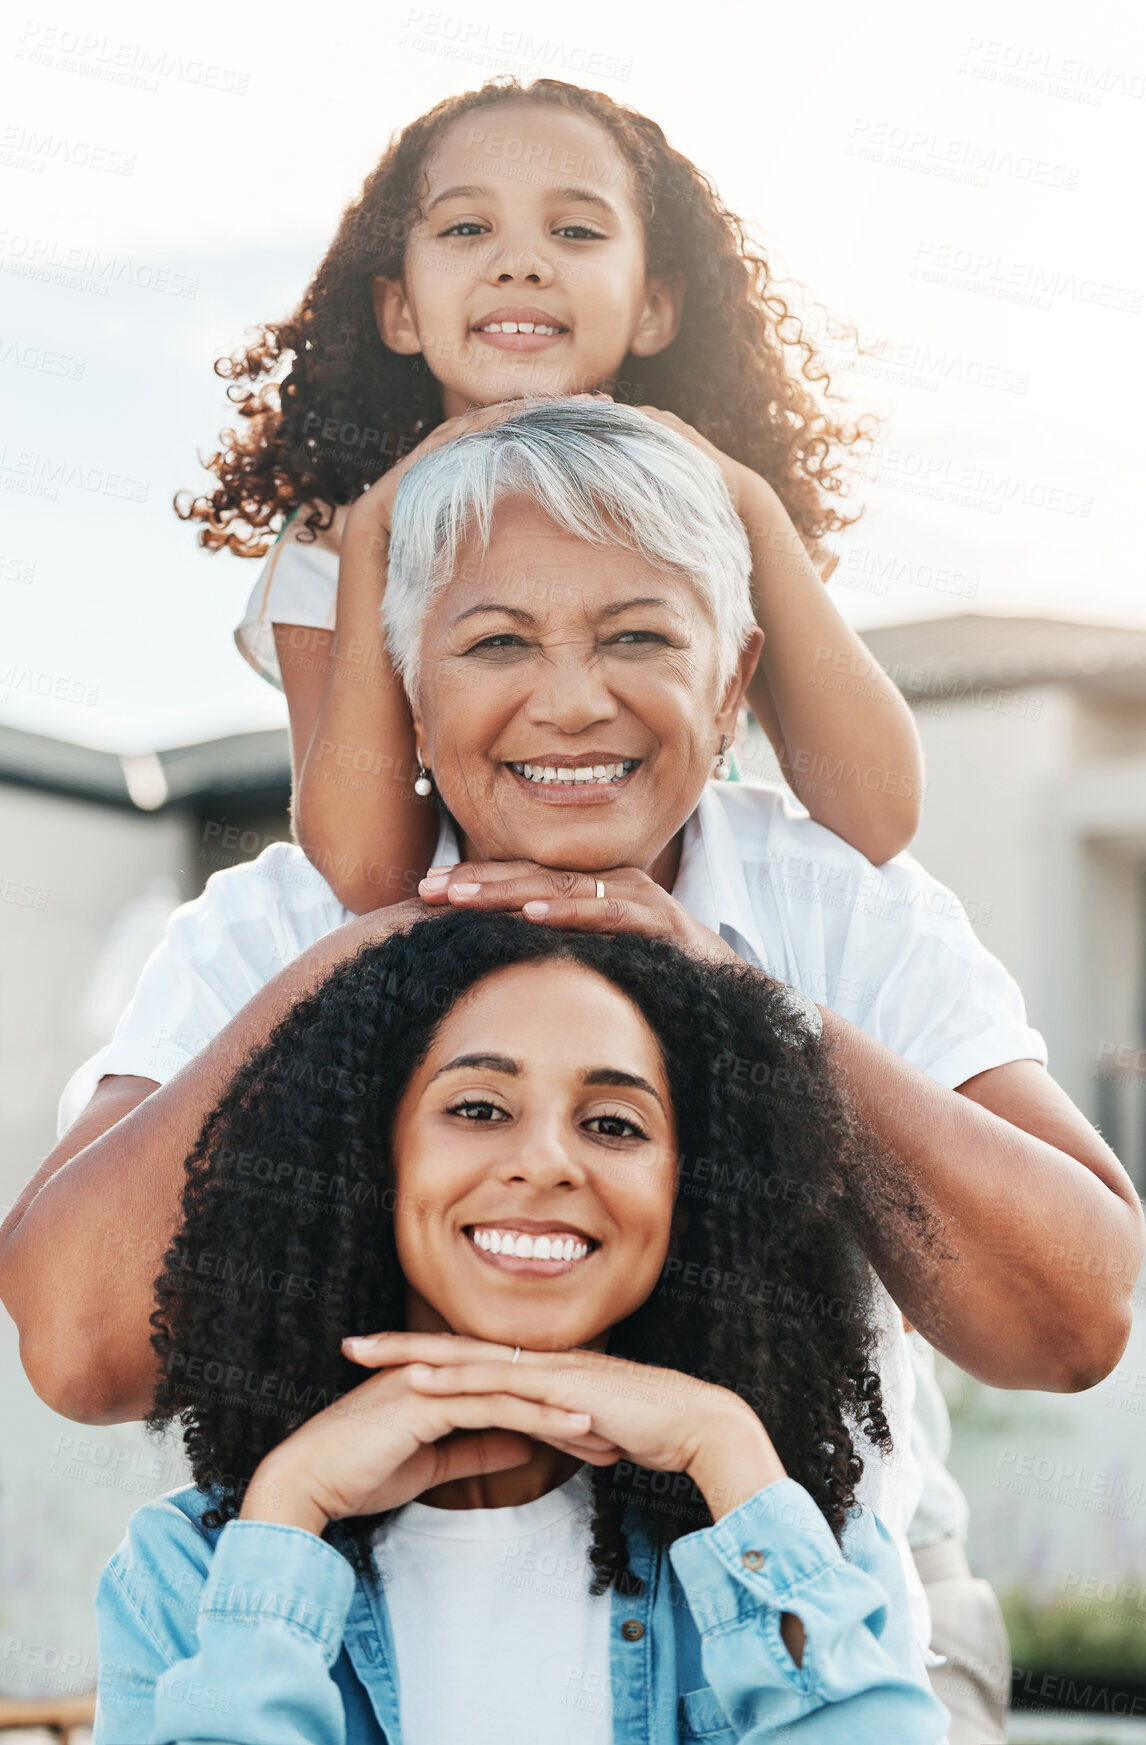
[
  {"xmin": 390, "ymin": 959, "xmax": 679, "ymax": 1352},
  {"xmin": 375, "ymin": 103, "xmax": 682, "ymax": 415}
]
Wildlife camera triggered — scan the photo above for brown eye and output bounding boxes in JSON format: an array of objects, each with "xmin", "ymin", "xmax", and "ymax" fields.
[
  {"xmin": 585, "ymin": 1113, "xmax": 647, "ymax": 1141},
  {"xmin": 449, "ymin": 1099, "xmax": 509, "ymax": 1123}
]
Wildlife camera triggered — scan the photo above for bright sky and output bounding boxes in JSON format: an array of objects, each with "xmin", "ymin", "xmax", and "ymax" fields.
[{"xmin": 1, "ymin": 0, "xmax": 1143, "ymax": 751}]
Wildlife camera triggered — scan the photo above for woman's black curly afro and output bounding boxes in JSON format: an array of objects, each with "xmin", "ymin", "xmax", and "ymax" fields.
[{"xmin": 149, "ymin": 911, "xmax": 933, "ymax": 1594}]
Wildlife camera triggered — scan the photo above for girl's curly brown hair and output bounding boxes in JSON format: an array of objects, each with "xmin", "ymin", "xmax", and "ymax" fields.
[{"xmin": 176, "ymin": 77, "xmax": 877, "ymax": 563}]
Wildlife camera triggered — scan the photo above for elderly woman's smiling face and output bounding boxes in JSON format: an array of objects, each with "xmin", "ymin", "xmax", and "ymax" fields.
[{"xmin": 412, "ymin": 496, "xmax": 761, "ymax": 878}]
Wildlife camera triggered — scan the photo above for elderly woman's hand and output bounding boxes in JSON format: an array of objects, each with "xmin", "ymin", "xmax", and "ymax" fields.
[{"xmin": 418, "ymin": 862, "xmax": 743, "ymax": 967}]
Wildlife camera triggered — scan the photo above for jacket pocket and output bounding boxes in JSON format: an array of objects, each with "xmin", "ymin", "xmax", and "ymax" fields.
[{"xmin": 678, "ymin": 1685, "xmax": 736, "ymax": 1740}]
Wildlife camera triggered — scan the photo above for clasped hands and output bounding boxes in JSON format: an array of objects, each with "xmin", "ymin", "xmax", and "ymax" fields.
[{"xmin": 241, "ymin": 1331, "xmax": 784, "ymax": 1537}]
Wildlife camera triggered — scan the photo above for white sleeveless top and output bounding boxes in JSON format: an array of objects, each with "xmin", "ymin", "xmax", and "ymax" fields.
[
  {"xmin": 372, "ymin": 1465, "xmax": 613, "ymax": 1744},
  {"xmin": 235, "ymin": 532, "xmax": 340, "ymax": 690}
]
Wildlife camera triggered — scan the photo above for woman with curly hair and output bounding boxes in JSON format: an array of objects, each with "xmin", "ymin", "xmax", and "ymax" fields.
[
  {"xmin": 177, "ymin": 77, "xmax": 923, "ymax": 910},
  {"xmin": 94, "ymin": 911, "xmax": 946, "ymax": 1743}
]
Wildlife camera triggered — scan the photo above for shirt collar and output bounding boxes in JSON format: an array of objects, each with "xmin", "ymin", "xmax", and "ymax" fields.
[{"xmin": 672, "ymin": 786, "xmax": 774, "ymax": 977}]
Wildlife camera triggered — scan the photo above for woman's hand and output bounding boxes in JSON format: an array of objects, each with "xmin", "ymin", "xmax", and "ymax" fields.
[
  {"xmin": 345, "ymin": 1331, "xmax": 786, "ymax": 1522},
  {"xmin": 417, "ymin": 861, "xmax": 742, "ymax": 967},
  {"xmin": 239, "ymin": 1356, "xmax": 616, "ymax": 1537}
]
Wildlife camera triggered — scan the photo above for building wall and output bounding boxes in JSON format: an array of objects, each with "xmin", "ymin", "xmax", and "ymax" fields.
[
  {"xmin": 0, "ymin": 782, "xmax": 197, "ymax": 1699},
  {"xmin": 0, "ymin": 781, "xmax": 288, "ymax": 1702}
]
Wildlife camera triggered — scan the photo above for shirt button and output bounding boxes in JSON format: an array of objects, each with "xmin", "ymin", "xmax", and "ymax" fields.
[
  {"xmin": 741, "ymin": 1549, "xmax": 766, "ymax": 1571},
  {"xmin": 621, "ymin": 1619, "xmax": 645, "ymax": 1642}
]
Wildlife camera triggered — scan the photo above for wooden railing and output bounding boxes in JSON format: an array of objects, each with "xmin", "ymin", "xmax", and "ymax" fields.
[{"xmin": 0, "ymin": 1693, "xmax": 96, "ymax": 1741}]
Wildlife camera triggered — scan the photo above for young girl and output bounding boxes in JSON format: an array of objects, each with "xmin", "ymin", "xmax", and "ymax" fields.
[
  {"xmin": 96, "ymin": 913, "xmax": 946, "ymax": 1743},
  {"xmin": 178, "ymin": 78, "xmax": 923, "ymax": 913}
]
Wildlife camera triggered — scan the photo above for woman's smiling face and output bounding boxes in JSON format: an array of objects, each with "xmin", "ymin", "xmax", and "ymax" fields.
[
  {"xmin": 390, "ymin": 959, "xmax": 678, "ymax": 1352},
  {"xmin": 374, "ymin": 103, "xmax": 681, "ymax": 417},
  {"xmin": 412, "ymin": 495, "xmax": 755, "ymax": 876}
]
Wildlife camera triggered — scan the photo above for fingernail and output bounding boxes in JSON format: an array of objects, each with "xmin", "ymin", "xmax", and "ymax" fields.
[
  {"xmin": 408, "ymin": 1364, "xmax": 434, "ymax": 1379},
  {"xmin": 427, "ymin": 865, "xmax": 455, "ymax": 874},
  {"xmin": 420, "ymin": 874, "xmax": 450, "ymax": 891},
  {"xmin": 342, "ymin": 1335, "xmax": 373, "ymax": 1347},
  {"xmin": 524, "ymin": 901, "xmax": 550, "ymax": 917},
  {"xmin": 450, "ymin": 882, "xmax": 481, "ymax": 898},
  {"xmin": 567, "ymin": 1411, "xmax": 592, "ymax": 1426}
]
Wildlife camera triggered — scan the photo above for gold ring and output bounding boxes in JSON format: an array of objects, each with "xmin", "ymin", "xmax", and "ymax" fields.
[
  {"xmin": 594, "ymin": 878, "xmax": 605, "ymax": 900},
  {"xmin": 511, "ymin": 1345, "xmax": 522, "ymax": 1364}
]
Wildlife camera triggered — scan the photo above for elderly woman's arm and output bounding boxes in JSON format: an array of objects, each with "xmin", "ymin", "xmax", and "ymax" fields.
[{"xmin": 0, "ymin": 901, "xmax": 428, "ymax": 1423}]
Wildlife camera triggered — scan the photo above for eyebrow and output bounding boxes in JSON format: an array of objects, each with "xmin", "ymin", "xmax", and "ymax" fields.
[
  {"xmin": 429, "ymin": 1056, "xmax": 664, "ymax": 1108},
  {"xmin": 583, "ymin": 1068, "xmax": 664, "ymax": 1109},
  {"xmin": 426, "ymin": 183, "xmax": 621, "ymax": 220},
  {"xmin": 431, "ymin": 1053, "xmax": 519, "ymax": 1081},
  {"xmin": 452, "ymin": 596, "xmax": 673, "ymax": 627}
]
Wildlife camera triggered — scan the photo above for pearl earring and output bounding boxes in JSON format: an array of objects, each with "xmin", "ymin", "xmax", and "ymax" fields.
[
  {"xmin": 713, "ymin": 735, "xmax": 731, "ymax": 780},
  {"xmin": 413, "ymin": 751, "xmax": 434, "ymax": 798}
]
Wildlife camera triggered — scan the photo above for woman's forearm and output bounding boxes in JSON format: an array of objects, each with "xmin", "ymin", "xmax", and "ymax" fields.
[
  {"xmin": 0, "ymin": 907, "xmax": 407, "ymax": 1424},
  {"xmin": 740, "ymin": 483, "xmax": 924, "ymax": 863},
  {"xmin": 295, "ymin": 520, "xmax": 437, "ymax": 912},
  {"xmin": 819, "ymin": 1010, "xmax": 1144, "ymax": 1389},
  {"xmin": 669, "ymin": 1478, "xmax": 948, "ymax": 1741}
]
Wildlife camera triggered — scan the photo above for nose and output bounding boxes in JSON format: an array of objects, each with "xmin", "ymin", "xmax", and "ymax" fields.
[
  {"xmin": 524, "ymin": 645, "xmax": 619, "ymax": 736},
  {"xmin": 498, "ymin": 1114, "xmax": 585, "ymax": 1191},
  {"xmin": 483, "ymin": 229, "xmax": 556, "ymax": 288}
]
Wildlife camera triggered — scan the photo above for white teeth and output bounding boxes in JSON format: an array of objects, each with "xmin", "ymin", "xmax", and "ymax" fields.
[
  {"xmin": 509, "ymin": 761, "xmax": 637, "ymax": 786},
  {"xmin": 468, "ymin": 1228, "xmax": 593, "ymax": 1263},
  {"xmin": 478, "ymin": 321, "xmax": 561, "ymax": 336}
]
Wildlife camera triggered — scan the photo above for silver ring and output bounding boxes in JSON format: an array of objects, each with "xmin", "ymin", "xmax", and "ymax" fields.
[
  {"xmin": 594, "ymin": 878, "xmax": 605, "ymax": 900},
  {"xmin": 511, "ymin": 1345, "xmax": 522, "ymax": 1364}
]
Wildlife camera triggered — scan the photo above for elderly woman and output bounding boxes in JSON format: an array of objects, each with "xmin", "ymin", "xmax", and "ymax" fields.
[{"xmin": 1, "ymin": 402, "xmax": 1140, "ymax": 1631}]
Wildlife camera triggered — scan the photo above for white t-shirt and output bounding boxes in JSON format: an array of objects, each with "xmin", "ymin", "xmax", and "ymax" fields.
[
  {"xmin": 906, "ymin": 1331, "xmax": 971, "ymax": 1551},
  {"xmin": 55, "ymin": 780, "xmax": 1047, "ymax": 1654},
  {"xmin": 235, "ymin": 532, "xmax": 339, "ymax": 690},
  {"xmin": 373, "ymin": 1465, "xmax": 612, "ymax": 1743}
]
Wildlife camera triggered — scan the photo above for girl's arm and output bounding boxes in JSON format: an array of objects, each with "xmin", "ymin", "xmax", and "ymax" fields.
[
  {"xmin": 281, "ymin": 505, "xmax": 437, "ymax": 914},
  {"xmin": 740, "ymin": 476, "xmax": 924, "ymax": 864},
  {"xmin": 287, "ymin": 401, "xmax": 534, "ymax": 913},
  {"xmin": 630, "ymin": 407, "xmax": 924, "ymax": 865}
]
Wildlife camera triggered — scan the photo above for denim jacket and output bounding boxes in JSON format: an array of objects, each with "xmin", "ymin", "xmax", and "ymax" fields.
[{"xmin": 94, "ymin": 1477, "xmax": 948, "ymax": 1743}]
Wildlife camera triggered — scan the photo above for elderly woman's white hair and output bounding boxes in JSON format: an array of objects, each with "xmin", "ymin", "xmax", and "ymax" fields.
[{"xmin": 382, "ymin": 399, "xmax": 757, "ymax": 697}]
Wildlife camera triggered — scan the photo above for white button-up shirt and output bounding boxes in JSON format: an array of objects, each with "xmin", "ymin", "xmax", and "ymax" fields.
[{"xmin": 58, "ymin": 779, "xmax": 1046, "ymax": 1656}]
